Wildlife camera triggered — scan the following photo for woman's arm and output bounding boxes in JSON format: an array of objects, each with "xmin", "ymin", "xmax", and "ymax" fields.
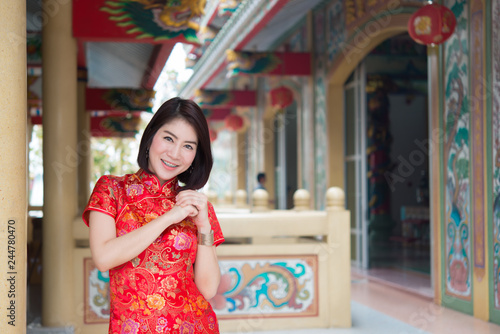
[
  {"xmin": 194, "ymin": 239, "xmax": 221, "ymax": 300},
  {"xmin": 89, "ymin": 204, "xmax": 196, "ymax": 272},
  {"xmin": 176, "ymin": 191, "xmax": 221, "ymax": 300}
]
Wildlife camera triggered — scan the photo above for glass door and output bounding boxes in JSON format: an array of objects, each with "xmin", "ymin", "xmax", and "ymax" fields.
[{"xmin": 344, "ymin": 64, "xmax": 368, "ymax": 268}]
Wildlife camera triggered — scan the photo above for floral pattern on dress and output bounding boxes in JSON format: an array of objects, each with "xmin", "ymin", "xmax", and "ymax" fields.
[{"xmin": 83, "ymin": 169, "xmax": 224, "ymax": 334}]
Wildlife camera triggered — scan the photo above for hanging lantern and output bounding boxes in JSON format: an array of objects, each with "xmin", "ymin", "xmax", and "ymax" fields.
[
  {"xmin": 209, "ymin": 128, "xmax": 218, "ymax": 142},
  {"xmin": 408, "ymin": 2, "xmax": 456, "ymax": 46},
  {"xmin": 224, "ymin": 114, "xmax": 244, "ymax": 132},
  {"xmin": 270, "ymin": 86, "xmax": 294, "ymax": 109}
]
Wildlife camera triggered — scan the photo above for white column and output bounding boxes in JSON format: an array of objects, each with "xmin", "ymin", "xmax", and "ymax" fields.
[
  {"xmin": 78, "ymin": 71, "xmax": 91, "ymax": 212},
  {"xmin": 42, "ymin": 0, "xmax": 77, "ymax": 327},
  {"xmin": 0, "ymin": 1, "xmax": 27, "ymax": 333}
]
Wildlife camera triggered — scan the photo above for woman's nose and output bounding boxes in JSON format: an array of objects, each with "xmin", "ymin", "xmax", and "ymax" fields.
[{"xmin": 169, "ymin": 144, "xmax": 181, "ymax": 158}]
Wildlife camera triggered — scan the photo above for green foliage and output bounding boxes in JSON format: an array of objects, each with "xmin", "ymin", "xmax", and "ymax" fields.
[
  {"xmin": 450, "ymin": 0, "xmax": 465, "ymax": 20},
  {"xmin": 446, "ymin": 111, "xmax": 457, "ymax": 135},
  {"xmin": 456, "ymin": 158, "xmax": 469, "ymax": 180},
  {"xmin": 92, "ymin": 136, "xmax": 140, "ymax": 184},
  {"xmin": 445, "ymin": 38, "xmax": 459, "ymax": 67},
  {"xmin": 454, "ymin": 128, "xmax": 469, "ymax": 147},
  {"xmin": 445, "ymin": 63, "xmax": 462, "ymax": 97},
  {"xmin": 448, "ymin": 152, "xmax": 456, "ymax": 169}
]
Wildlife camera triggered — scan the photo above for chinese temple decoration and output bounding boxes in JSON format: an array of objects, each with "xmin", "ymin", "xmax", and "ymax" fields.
[
  {"xmin": 91, "ymin": 112, "xmax": 141, "ymax": 138},
  {"xmin": 408, "ymin": 2, "xmax": 456, "ymax": 46},
  {"xmin": 28, "ymin": 75, "xmax": 41, "ymax": 106},
  {"xmin": 270, "ymin": 86, "xmax": 294, "ymax": 109},
  {"xmin": 28, "ymin": 66, "xmax": 43, "ymax": 123},
  {"xmin": 185, "ymin": 55, "xmax": 198, "ymax": 69},
  {"xmin": 209, "ymin": 128, "xmax": 218, "ymax": 142},
  {"xmin": 73, "ymin": 0, "xmax": 206, "ymax": 44},
  {"xmin": 199, "ymin": 25, "xmax": 218, "ymax": 45},
  {"xmin": 226, "ymin": 50, "xmax": 311, "ymax": 77},
  {"xmin": 203, "ymin": 108, "xmax": 232, "ymax": 121},
  {"xmin": 218, "ymin": 0, "xmax": 241, "ymax": 16},
  {"xmin": 86, "ymin": 88, "xmax": 155, "ymax": 113},
  {"xmin": 226, "ymin": 50, "xmax": 281, "ymax": 77},
  {"xmin": 195, "ymin": 90, "xmax": 233, "ymax": 108},
  {"xmin": 195, "ymin": 89, "xmax": 256, "ymax": 108},
  {"xmin": 27, "ymin": 33, "xmax": 42, "ymax": 65},
  {"xmin": 224, "ymin": 114, "xmax": 244, "ymax": 132}
]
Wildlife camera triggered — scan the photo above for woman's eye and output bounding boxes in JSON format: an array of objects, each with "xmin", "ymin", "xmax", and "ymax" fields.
[
  {"xmin": 185, "ymin": 144, "xmax": 194, "ymax": 150},
  {"xmin": 164, "ymin": 136, "xmax": 173, "ymax": 142}
]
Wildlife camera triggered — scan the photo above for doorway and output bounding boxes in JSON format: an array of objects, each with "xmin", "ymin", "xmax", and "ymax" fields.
[{"xmin": 345, "ymin": 33, "xmax": 432, "ymax": 297}]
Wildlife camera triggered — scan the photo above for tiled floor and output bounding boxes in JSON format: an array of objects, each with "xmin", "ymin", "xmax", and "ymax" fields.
[
  {"xmin": 352, "ymin": 266, "xmax": 434, "ymax": 298},
  {"xmin": 350, "ymin": 272, "xmax": 500, "ymax": 334},
  {"xmin": 27, "ymin": 268, "xmax": 500, "ymax": 333},
  {"xmin": 223, "ymin": 267, "xmax": 500, "ymax": 334}
]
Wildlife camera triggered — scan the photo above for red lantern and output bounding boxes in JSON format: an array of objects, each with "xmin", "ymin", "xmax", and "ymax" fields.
[
  {"xmin": 270, "ymin": 86, "xmax": 294, "ymax": 109},
  {"xmin": 209, "ymin": 128, "xmax": 218, "ymax": 142},
  {"xmin": 224, "ymin": 114, "xmax": 244, "ymax": 132},
  {"xmin": 408, "ymin": 3, "xmax": 456, "ymax": 45}
]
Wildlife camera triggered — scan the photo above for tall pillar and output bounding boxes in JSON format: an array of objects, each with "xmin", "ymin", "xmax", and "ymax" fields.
[
  {"xmin": 263, "ymin": 117, "xmax": 276, "ymax": 204},
  {"xmin": 42, "ymin": 0, "xmax": 77, "ymax": 328},
  {"xmin": 0, "ymin": 1, "xmax": 27, "ymax": 332},
  {"xmin": 236, "ymin": 132, "xmax": 247, "ymax": 192},
  {"xmin": 77, "ymin": 69, "xmax": 91, "ymax": 212}
]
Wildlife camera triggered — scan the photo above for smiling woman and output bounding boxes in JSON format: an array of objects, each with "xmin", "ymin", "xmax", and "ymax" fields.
[{"xmin": 83, "ymin": 97, "xmax": 225, "ymax": 334}]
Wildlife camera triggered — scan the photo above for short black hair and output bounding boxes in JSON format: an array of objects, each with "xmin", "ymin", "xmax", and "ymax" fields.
[
  {"xmin": 257, "ymin": 172, "xmax": 266, "ymax": 182},
  {"xmin": 137, "ymin": 97, "xmax": 213, "ymax": 190}
]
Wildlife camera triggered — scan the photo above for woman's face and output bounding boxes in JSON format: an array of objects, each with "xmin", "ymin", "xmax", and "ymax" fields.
[{"xmin": 148, "ymin": 118, "xmax": 198, "ymax": 185}]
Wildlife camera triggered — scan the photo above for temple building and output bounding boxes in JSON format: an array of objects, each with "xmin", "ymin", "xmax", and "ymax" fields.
[{"xmin": 0, "ymin": 0, "xmax": 499, "ymax": 332}]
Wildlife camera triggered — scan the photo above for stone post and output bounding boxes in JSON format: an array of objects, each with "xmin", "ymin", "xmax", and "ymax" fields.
[
  {"xmin": 293, "ymin": 189, "xmax": 311, "ymax": 211},
  {"xmin": 325, "ymin": 187, "xmax": 351, "ymax": 327}
]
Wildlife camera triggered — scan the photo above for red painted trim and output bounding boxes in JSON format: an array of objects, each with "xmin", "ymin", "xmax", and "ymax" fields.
[
  {"xmin": 207, "ymin": 8, "xmax": 219, "ymax": 26},
  {"xmin": 200, "ymin": 62, "xmax": 226, "ymax": 91},
  {"xmin": 236, "ymin": 0, "xmax": 289, "ymax": 49},
  {"xmin": 77, "ymin": 39, "xmax": 87, "ymax": 68},
  {"xmin": 141, "ymin": 44, "xmax": 175, "ymax": 89},
  {"xmin": 200, "ymin": 0, "xmax": 289, "ymax": 89}
]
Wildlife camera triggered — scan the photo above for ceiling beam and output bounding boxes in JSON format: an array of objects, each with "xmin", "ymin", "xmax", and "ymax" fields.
[{"xmin": 141, "ymin": 43, "xmax": 174, "ymax": 90}]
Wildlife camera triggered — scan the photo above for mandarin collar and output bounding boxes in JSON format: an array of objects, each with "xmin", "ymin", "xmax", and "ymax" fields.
[{"xmin": 135, "ymin": 169, "xmax": 179, "ymax": 198}]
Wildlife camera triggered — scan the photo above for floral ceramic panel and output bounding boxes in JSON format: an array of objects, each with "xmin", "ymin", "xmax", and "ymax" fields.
[{"xmin": 212, "ymin": 255, "xmax": 318, "ymax": 318}]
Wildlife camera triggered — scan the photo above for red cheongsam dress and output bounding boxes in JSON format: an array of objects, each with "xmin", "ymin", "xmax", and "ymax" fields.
[{"xmin": 82, "ymin": 169, "xmax": 224, "ymax": 334}]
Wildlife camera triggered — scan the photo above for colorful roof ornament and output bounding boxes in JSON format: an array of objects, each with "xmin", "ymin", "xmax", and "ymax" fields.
[
  {"xmin": 226, "ymin": 50, "xmax": 311, "ymax": 77},
  {"xmin": 73, "ymin": 0, "xmax": 207, "ymax": 44},
  {"xmin": 91, "ymin": 112, "xmax": 142, "ymax": 138},
  {"xmin": 86, "ymin": 88, "xmax": 156, "ymax": 113},
  {"xmin": 218, "ymin": 0, "xmax": 241, "ymax": 17},
  {"xmin": 195, "ymin": 89, "xmax": 256, "ymax": 108}
]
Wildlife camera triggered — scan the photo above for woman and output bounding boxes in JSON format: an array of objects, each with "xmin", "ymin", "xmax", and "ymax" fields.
[{"xmin": 83, "ymin": 97, "xmax": 224, "ymax": 334}]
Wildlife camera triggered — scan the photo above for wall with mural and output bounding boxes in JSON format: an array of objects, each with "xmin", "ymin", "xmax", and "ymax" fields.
[
  {"xmin": 313, "ymin": 6, "xmax": 329, "ymax": 210},
  {"xmin": 491, "ymin": 0, "xmax": 500, "ymax": 324},
  {"xmin": 442, "ymin": 0, "xmax": 472, "ymax": 312}
]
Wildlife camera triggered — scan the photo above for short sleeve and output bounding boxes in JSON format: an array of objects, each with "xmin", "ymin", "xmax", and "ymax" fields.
[
  {"xmin": 82, "ymin": 175, "xmax": 118, "ymax": 227},
  {"xmin": 207, "ymin": 202, "xmax": 224, "ymax": 246}
]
